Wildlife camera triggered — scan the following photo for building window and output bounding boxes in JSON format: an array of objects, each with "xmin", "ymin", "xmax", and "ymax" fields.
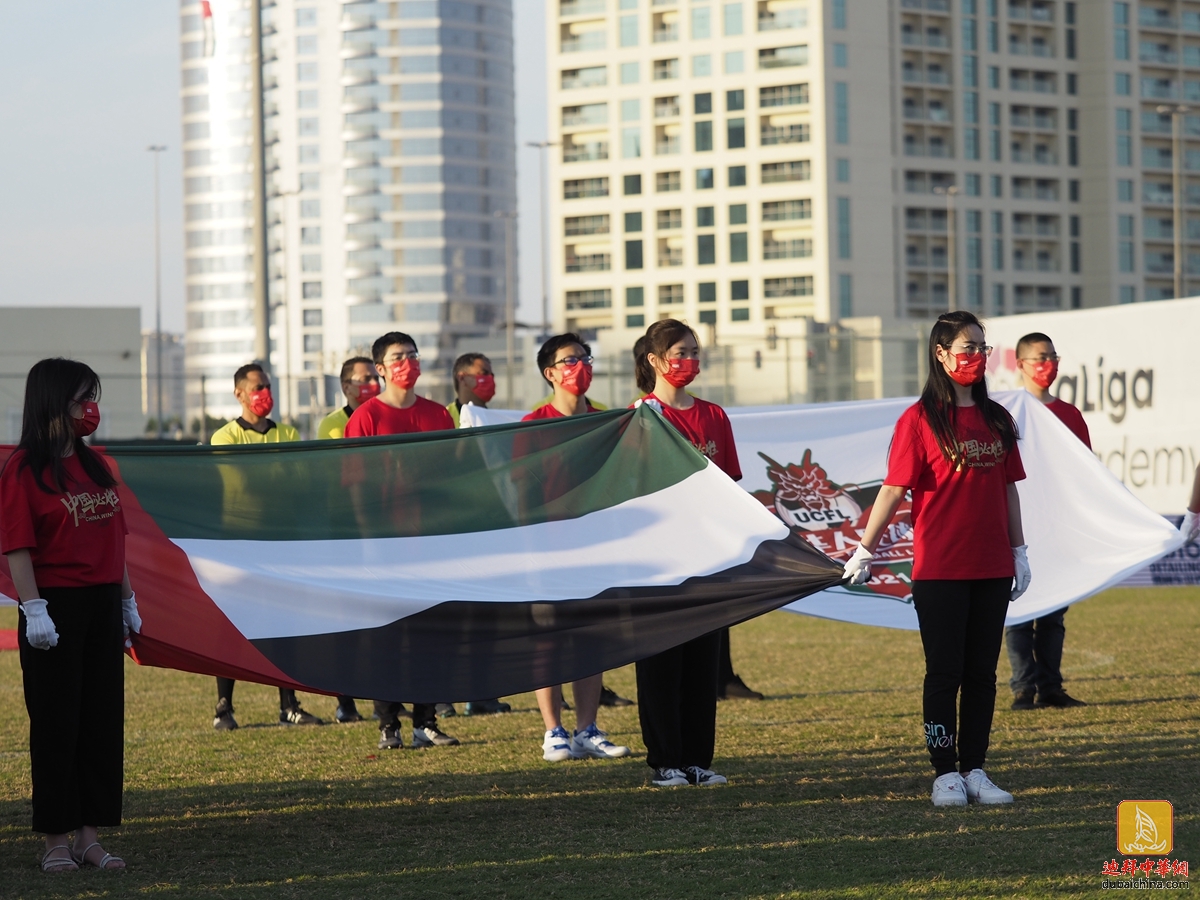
[
  {"xmin": 965, "ymin": 129, "xmax": 980, "ymax": 160},
  {"xmin": 730, "ymin": 232, "xmax": 748, "ymax": 262},
  {"xmin": 654, "ymin": 58, "xmax": 680, "ymax": 80},
  {"xmin": 302, "ymin": 308, "xmax": 322, "ymax": 326},
  {"xmin": 759, "ymin": 83, "xmax": 809, "ymax": 107},
  {"xmin": 298, "ymin": 90, "xmax": 318, "ymax": 109},
  {"xmin": 627, "ymin": 287, "xmax": 645, "ymax": 307},
  {"xmin": 724, "ymin": 2, "xmax": 743, "ymax": 35},
  {"xmin": 696, "ymin": 206, "xmax": 715, "ymax": 227},
  {"xmin": 303, "ymin": 334, "xmax": 324, "ymax": 353},
  {"xmin": 621, "ymin": 62, "xmax": 640, "ymax": 84},
  {"xmin": 696, "ymin": 168, "xmax": 714, "ymax": 189},
  {"xmin": 991, "ymin": 174, "xmax": 1003, "ymax": 197},
  {"xmin": 659, "ymin": 284, "xmax": 684, "ymax": 305},
  {"xmin": 627, "ymin": 314, "xmax": 646, "ymax": 327},
  {"xmin": 833, "ymin": 43, "xmax": 848, "ymax": 67},
  {"xmin": 963, "ymin": 55, "xmax": 977, "ymax": 88},
  {"xmin": 565, "ymin": 178, "xmax": 610, "ymax": 198},
  {"xmin": 731, "ymin": 280, "xmax": 749, "ymax": 300},
  {"xmin": 838, "ymin": 274, "xmax": 852, "ymax": 318},
  {"xmin": 302, "ymin": 281, "xmax": 322, "ymax": 299},
  {"xmin": 761, "ymin": 160, "xmax": 810, "ymax": 183},
  {"xmin": 692, "ymin": 6, "xmax": 711, "ymax": 38},
  {"xmin": 625, "ymin": 240, "xmax": 644, "ymax": 269},
  {"xmin": 1119, "ymin": 285, "xmax": 1136, "ymax": 304},
  {"xmin": 625, "ymin": 212, "xmax": 643, "ymax": 232},
  {"xmin": 992, "ymin": 283, "xmax": 1005, "ymax": 314},
  {"xmin": 727, "ymin": 89, "xmax": 745, "ymax": 111},
  {"xmin": 727, "ymin": 118, "xmax": 745, "ymax": 149},
  {"xmin": 698, "ymin": 282, "xmax": 716, "ymax": 302},
  {"xmin": 764, "ymin": 276, "xmax": 813, "ymax": 297},
  {"xmin": 624, "ymin": 174, "xmax": 642, "ymax": 195},
  {"xmin": 656, "ymin": 171, "xmax": 681, "ymax": 192},
  {"xmin": 695, "ymin": 120, "xmax": 714, "ymax": 151},
  {"xmin": 965, "ymin": 173, "xmax": 981, "ymax": 196},
  {"xmin": 832, "ymin": 0, "xmax": 846, "ymax": 29},
  {"xmin": 731, "ymin": 307, "xmax": 750, "ymax": 321},
  {"xmin": 623, "ymin": 127, "xmax": 642, "ymax": 158},
  {"xmin": 834, "ymin": 82, "xmax": 849, "ymax": 144},
  {"xmin": 724, "ymin": 51, "xmax": 745, "ymax": 73},
  {"xmin": 620, "ymin": 14, "xmax": 638, "ymax": 46},
  {"xmin": 836, "ymin": 158, "xmax": 850, "ymax": 182},
  {"xmin": 697, "ymin": 234, "xmax": 716, "ymax": 264},
  {"xmin": 566, "ymin": 289, "xmax": 613, "ymax": 310},
  {"xmin": 837, "ymin": 197, "xmax": 851, "ymax": 258},
  {"xmin": 1117, "ymin": 179, "xmax": 1133, "ymax": 202},
  {"xmin": 1115, "ymin": 72, "xmax": 1131, "ymax": 96},
  {"xmin": 693, "ymin": 54, "xmax": 713, "ymax": 77},
  {"xmin": 728, "ymin": 165, "xmax": 747, "ymax": 186},
  {"xmin": 729, "ymin": 203, "xmax": 747, "ymax": 224}
]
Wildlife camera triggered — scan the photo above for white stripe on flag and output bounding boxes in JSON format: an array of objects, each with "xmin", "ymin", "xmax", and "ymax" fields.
[{"xmin": 176, "ymin": 465, "xmax": 788, "ymax": 640}]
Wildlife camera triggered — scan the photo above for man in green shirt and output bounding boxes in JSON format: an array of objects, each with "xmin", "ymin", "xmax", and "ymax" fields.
[
  {"xmin": 317, "ymin": 357, "xmax": 378, "ymax": 440},
  {"xmin": 210, "ymin": 363, "xmax": 321, "ymax": 730}
]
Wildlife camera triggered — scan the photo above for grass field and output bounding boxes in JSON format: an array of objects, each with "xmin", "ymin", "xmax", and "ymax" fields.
[{"xmin": 0, "ymin": 587, "xmax": 1196, "ymax": 899}]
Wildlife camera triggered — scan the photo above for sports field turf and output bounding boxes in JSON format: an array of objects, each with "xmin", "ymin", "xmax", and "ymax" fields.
[{"xmin": 0, "ymin": 586, "xmax": 1196, "ymax": 899}]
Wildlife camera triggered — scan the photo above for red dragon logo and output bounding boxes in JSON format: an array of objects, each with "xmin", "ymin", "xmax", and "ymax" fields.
[{"xmin": 751, "ymin": 451, "xmax": 915, "ymax": 603}]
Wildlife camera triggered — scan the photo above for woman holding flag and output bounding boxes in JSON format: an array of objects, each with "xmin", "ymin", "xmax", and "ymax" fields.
[
  {"xmin": 843, "ymin": 311, "xmax": 1028, "ymax": 807},
  {"xmin": 631, "ymin": 319, "xmax": 738, "ymax": 787}
]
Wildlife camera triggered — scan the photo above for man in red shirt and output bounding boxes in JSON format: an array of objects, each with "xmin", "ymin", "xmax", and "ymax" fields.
[
  {"xmin": 1006, "ymin": 331, "xmax": 1089, "ymax": 710},
  {"xmin": 345, "ymin": 332, "xmax": 459, "ymax": 750}
]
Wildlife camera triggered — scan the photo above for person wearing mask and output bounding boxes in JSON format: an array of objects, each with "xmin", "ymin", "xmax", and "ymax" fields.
[
  {"xmin": 316, "ymin": 357, "xmax": 380, "ymax": 723},
  {"xmin": 521, "ymin": 333, "xmax": 631, "ymax": 763},
  {"xmin": 345, "ymin": 332, "xmax": 460, "ymax": 750},
  {"xmin": 1005, "ymin": 332, "xmax": 1088, "ymax": 710},
  {"xmin": 1, "ymin": 359, "xmax": 138, "ymax": 871},
  {"xmin": 843, "ymin": 311, "xmax": 1028, "ymax": 807},
  {"xmin": 210, "ymin": 364, "xmax": 322, "ymax": 730},
  {"xmin": 629, "ymin": 319, "xmax": 739, "ymax": 787}
]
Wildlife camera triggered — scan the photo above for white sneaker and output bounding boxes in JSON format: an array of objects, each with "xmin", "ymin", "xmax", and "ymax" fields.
[
  {"xmin": 652, "ymin": 767, "xmax": 689, "ymax": 786},
  {"xmin": 542, "ymin": 726, "xmax": 572, "ymax": 762},
  {"xmin": 931, "ymin": 772, "xmax": 968, "ymax": 807},
  {"xmin": 685, "ymin": 766, "xmax": 727, "ymax": 786},
  {"xmin": 570, "ymin": 723, "xmax": 631, "ymax": 759},
  {"xmin": 963, "ymin": 768, "xmax": 1014, "ymax": 804}
]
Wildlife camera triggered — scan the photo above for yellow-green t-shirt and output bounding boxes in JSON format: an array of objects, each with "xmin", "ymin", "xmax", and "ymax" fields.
[
  {"xmin": 210, "ymin": 418, "xmax": 301, "ymax": 445},
  {"xmin": 532, "ymin": 395, "xmax": 608, "ymax": 411},
  {"xmin": 318, "ymin": 406, "xmax": 353, "ymax": 440},
  {"xmin": 210, "ymin": 418, "xmax": 300, "ymax": 528}
]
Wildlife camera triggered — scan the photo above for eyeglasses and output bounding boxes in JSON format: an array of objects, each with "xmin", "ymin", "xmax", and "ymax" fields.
[
  {"xmin": 552, "ymin": 355, "xmax": 594, "ymax": 367},
  {"xmin": 1019, "ymin": 354, "xmax": 1061, "ymax": 363},
  {"xmin": 387, "ymin": 351, "xmax": 421, "ymax": 362},
  {"xmin": 946, "ymin": 343, "xmax": 992, "ymax": 356}
]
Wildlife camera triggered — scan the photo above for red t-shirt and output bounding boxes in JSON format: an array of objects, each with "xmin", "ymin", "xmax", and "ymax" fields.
[
  {"xmin": 1046, "ymin": 398, "xmax": 1091, "ymax": 449},
  {"xmin": 885, "ymin": 403, "xmax": 1025, "ymax": 581},
  {"xmin": 345, "ymin": 395, "xmax": 455, "ymax": 437},
  {"xmin": 0, "ymin": 450, "xmax": 127, "ymax": 587},
  {"xmin": 521, "ymin": 400, "xmax": 601, "ymax": 421},
  {"xmin": 638, "ymin": 395, "xmax": 742, "ymax": 481}
]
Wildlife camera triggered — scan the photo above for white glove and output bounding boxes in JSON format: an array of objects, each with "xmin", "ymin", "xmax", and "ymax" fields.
[
  {"xmin": 1011, "ymin": 545, "xmax": 1031, "ymax": 602},
  {"xmin": 21, "ymin": 599, "xmax": 59, "ymax": 651},
  {"xmin": 121, "ymin": 591, "xmax": 142, "ymax": 638},
  {"xmin": 634, "ymin": 397, "xmax": 663, "ymax": 414},
  {"xmin": 842, "ymin": 545, "xmax": 874, "ymax": 585},
  {"xmin": 1182, "ymin": 510, "xmax": 1200, "ymax": 544}
]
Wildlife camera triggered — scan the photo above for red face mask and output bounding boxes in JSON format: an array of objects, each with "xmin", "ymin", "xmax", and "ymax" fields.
[
  {"xmin": 389, "ymin": 359, "xmax": 420, "ymax": 389},
  {"xmin": 470, "ymin": 373, "xmax": 496, "ymax": 403},
  {"xmin": 1028, "ymin": 360, "xmax": 1058, "ymax": 390},
  {"xmin": 947, "ymin": 352, "xmax": 987, "ymax": 386},
  {"xmin": 662, "ymin": 357, "xmax": 700, "ymax": 388},
  {"xmin": 559, "ymin": 361, "xmax": 593, "ymax": 396},
  {"xmin": 353, "ymin": 379, "xmax": 381, "ymax": 402},
  {"xmin": 248, "ymin": 388, "xmax": 274, "ymax": 418},
  {"xmin": 74, "ymin": 401, "xmax": 101, "ymax": 437}
]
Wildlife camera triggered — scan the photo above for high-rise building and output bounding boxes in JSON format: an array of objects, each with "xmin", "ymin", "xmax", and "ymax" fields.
[
  {"xmin": 181, "ymin": 0, "xmax": 517, "ymax": 425},
  {"xmin": 544, "ymin": 0, "xmax": 1198, "ymax": 353}
]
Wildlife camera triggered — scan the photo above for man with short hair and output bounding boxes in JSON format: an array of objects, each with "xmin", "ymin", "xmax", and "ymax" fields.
[
  {"xmin": 520, "ymin": 334, "xmax": 630, "ymax": 763},
  {"xmin": 345, "ymin": 332, "xmax": 461, "ymax": 750},
  {"xmin": 210, "ymin": 363, "xmax": 323, "ymax": 730},
  {"xmin": 1007, "ymin": 332, "xmax": 1089, "ymax": 710}
]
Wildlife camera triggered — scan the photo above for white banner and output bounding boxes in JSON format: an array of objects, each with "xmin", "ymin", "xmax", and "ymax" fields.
[
  {"xmin": 462, "ymin": 394, "xmax": 1184, "ymax": 630},
  {"xmin": 982, "ymin": 297, "xmax": 1200, "ymax": 516}
]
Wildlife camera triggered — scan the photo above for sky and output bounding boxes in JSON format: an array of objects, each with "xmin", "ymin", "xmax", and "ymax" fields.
[{"xmin": 0, "ymin": 0, "xmax": 549, "ymax": 336}]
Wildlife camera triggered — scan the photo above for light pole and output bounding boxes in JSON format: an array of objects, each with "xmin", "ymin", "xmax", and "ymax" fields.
[
  {"xmin": 148, "ymin": 145, "xmax": 167, "ymax": 438},
  {"xmin": 1158, "ymin": 103, "xmax": 1190, "ymax": 298},
  {"xmin": 934, "ymin": 185, "xmax": 959, "ymax": 311},
  {"xmin": 495, "ymin": 210, "xmax": 518, "ymax": 406},
  {"xmin": 525, "ymin": 141, "xmax": 558, "ymax": 335}
]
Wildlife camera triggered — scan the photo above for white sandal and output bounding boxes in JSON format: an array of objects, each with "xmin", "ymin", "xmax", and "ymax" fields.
[
  {"xmin": 72, "ymin": 841, "xmax": 124, "ymax": 870},
  {"xmin": 40, "ymin": 844, "xmax": 78, "ymax": 873}
]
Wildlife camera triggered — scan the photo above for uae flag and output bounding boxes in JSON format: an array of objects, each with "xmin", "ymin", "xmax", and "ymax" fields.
[{"xmin": 2, "ymin": 408, "xmax": 842, "ymax": 700}]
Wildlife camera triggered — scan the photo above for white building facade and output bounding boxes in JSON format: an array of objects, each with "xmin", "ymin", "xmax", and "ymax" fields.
[{"xmin": 180, "ymin": 0, "xmax": 517, "ymax": 425}]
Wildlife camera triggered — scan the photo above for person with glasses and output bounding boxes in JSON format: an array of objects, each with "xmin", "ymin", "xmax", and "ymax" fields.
[
  {"xmin": 843, "ymin": 311, "xmax": 1028, "ymax": 808},
  {"xmin": 345, "ymin": 332, "xmax": 460, "ymax": 751},
  {"xmin": 520, "ymin": 333, "xmax": 631, "ymax": 764},
  {"xmin": 210, "ymin": 363, "xmax": 323, "ymax": 731},
  {"xmin": 1005, "ymin": 332, "xmax": 1089, "ymax": 711},
  {"xmin": 630, "ymin": 319, "xmax": 738, "ymax": 787}
]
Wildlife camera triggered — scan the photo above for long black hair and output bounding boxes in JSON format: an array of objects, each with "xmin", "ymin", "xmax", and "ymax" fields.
[
  {"xmin": 8, "ymin": 358, "xmax": 116, "ymax": 494},
  {"xmin": 920, "ymin": 311, "xmax": 1018, "ymax": 464},
  {"xmin": 634, "ymin": 319, "xmax": 698, "ymax": 394}
]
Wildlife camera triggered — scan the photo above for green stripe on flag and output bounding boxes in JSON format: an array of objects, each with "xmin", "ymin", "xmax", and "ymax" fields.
[{"xmin": 107, "ymin": 406, "xmax": 707, "ymax": 541}]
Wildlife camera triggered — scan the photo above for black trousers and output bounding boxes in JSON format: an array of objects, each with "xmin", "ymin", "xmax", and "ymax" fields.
[
  {"xmin": 912, "ymin": 578, "xmax": 1011, "ymax": 776},
  {"xmin": 19, "ymin": 585, "xmax": 124, "ymax": 834},
  {"xmin": 1005, "ymin": 607, "xmax": 1068, "ymax": 695},
  {"xmin": 374, "ymin": 701, "xmax": 436, "ymax": 729},
  {"xmin": 215, "ymin": 677, "xmax": 296, "ymax": 712},
  {"xmin": 635, "ymin": 631, "xmax": 720, "ymax": 771},
  {"xmin": 717, "ymin": 627, "xmax": 735, "ymax": 687}
]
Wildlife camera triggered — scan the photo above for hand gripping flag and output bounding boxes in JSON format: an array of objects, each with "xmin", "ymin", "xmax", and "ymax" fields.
[{"xmin": 1, "ymin": 407, "xmax": 843, "ymax": 700}]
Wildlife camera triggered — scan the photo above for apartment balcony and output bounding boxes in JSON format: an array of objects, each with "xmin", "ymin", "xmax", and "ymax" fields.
[
  {"xmin": 344, "ymin": 238, "xmax": 382, "ymax": 252},
  {"xmin": 560, "ymin": 0, "xmax": 605, "ymax": 16},
  {"xmin": 759, "ymin": 45, "xmax": 809, "ymax": 69},
  {"xmin": 905, "ymin": 104, "xmax": 951, "ymax": 122},
  {"xmin": 653, "ymin": 24, "xmax": 679, "ymax": 41},
  {"xmin": 761, "ymin": 123, "xmax": 810, "ymax": 144},
  {"xmin": 902, "ymin": 0, "xmax": 950, "ymax": 9},
  {"xmin": 341, "ymin": 41, "xmax": 381, "ymax": 60},
  {"xmin": 655, "ymin": 137, "xmax": 681, "ymax": 154},
  {"xmin": 565, "ymin": 254, "xmax": 612, "ymax": 273},
  {"xmin": 1139, "ymin": 8, "xmax": 1177, "ymax": 30},
  {"xmin": 341, "ymin": 100, "xmax": 378, "ymax": 114},
  {"xmin": 1142, "ymin": 49, "xmax": 1178, "ymax": 65},
  {"xmin": 563, "ymin": 110, "xmax": 608, "ymax": 127},
  {"xmin": 1009, "ymin": 3, "xmax": 1054, "ymax": 22},
  {"xmin": 342, "ymin": 125, "xmax": 379, "ymax": 140},
  {"xmin": 343, "ymin": 154, "xmax": 379, "ymax": 169},
  {"xmin": 654, "ymin": 97, "xmax": 680, "ymax": 118},
  {"xmin": 561, "ymin": 31, "xmax": 606, "ymax": 53},
  {"xmin": 563, "ymin": 141, "xmax": 609, "ymax": 163},
  {"xmin": 344, "ymin": 264, "xmax": 382, "ymax": 278},
  {"xmin": 758, "ymin": 11, "xmax": 805, "ymax": 31},
  {"xmin": 340, "ymin": 13, "xmax": 378, "ymax": 31},
  {"xmin": 341, "ymin": 71, "xmax": 378, "ymax": 87},
  {"xmin": 904, "ymin": 141, "xmax": 952, "ymax": 158}
]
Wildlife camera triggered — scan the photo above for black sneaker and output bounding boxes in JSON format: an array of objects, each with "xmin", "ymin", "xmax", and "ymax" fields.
[
  {"xmin": 599, "ymin": 685, "xmax": 634, "ymax": 707},
  {"xmin": 1011, "ymin": 690, "xmax": 1037, "ymax": 710},
  {"xmin": 684, "ymin": 765, "xmax": 728, "ymax": 786},
  {"xmin": 1035, "ymin": 690, "xmax": 1087, "ymax": 708},
  {"xmin": 378, "ymin": 723, "xmax": 403, "ymax": 750},
  {"xmin": 435, "ymin": 702, "xmax": 457, "ymax": 718},
  {"xmin": 412, "ymin": 725, "xmax": 460, "ymax": 747},
  {"xmin": 280, "ymin": 705, "xmax": 323, "ymax": 725},
  {"xmin": 719, "ymin": 675, "xmax": 764, "ymax": 701},
  {"xmin": 465, "ymin": 698, "xmax": 512, "ymax": 715},
  {"xmin": 335, "ymin": 702, "xmax": 364, "ymax": 723},
  {"xmin": 213, "ymin": 698, "xmax": 238, "ymax": 731}
]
